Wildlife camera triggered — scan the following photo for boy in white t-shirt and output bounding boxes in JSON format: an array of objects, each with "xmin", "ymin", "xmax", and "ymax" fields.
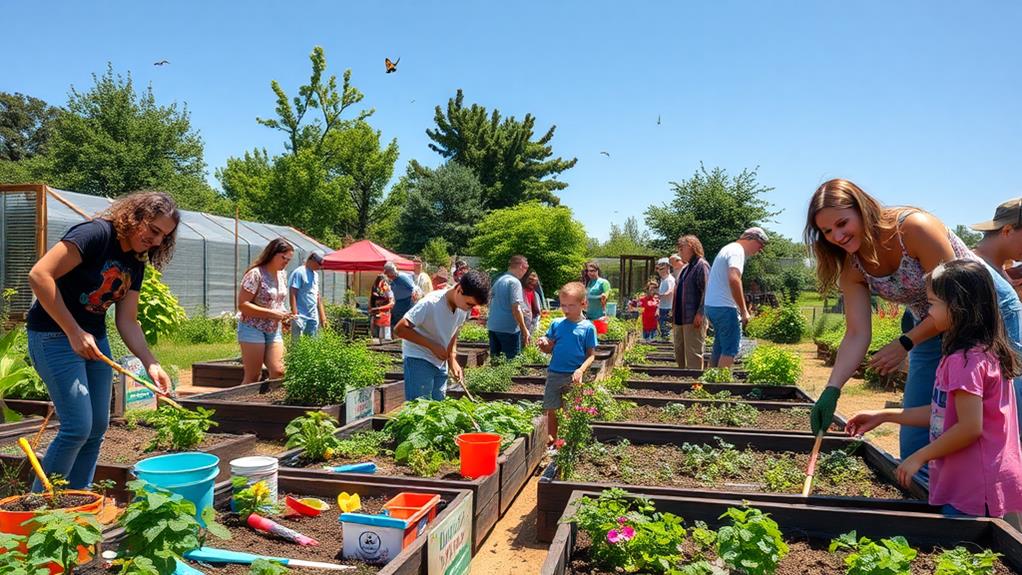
[
  {"xmin": 394, "ymin": 270, "xmax": 491, "ymax": 401},
  {"xmin": 703, "ymin": 227, "xmax": 768, "ymax": 368}
]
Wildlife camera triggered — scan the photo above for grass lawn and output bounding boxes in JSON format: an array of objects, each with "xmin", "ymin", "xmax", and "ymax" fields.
[{"xmin": 151, "ymin": 340, "xmax": 237, "ymax": 371}]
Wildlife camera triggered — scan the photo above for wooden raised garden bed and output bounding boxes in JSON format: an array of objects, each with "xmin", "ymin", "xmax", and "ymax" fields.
[
  {"xmin": 452, "ymin": 380, "xmax": 812, "ymax": 404},
  {"xmin": 192, "ymin": 357, "xmax": 405, "ymax": 388},
  {"xmin": 179, "ymin": 379, "xmax": 403, "ymax": 440},
  {"xmin": 0, "ymin": 419, "xmax": 255, "ymax": 502},
  {"xmin": 0, "ymin": 415, "xmax": 46, "ymax": 439},
  {"xmin": 3, "ymin": 398, "xmax": 54, "ymax": 418},
  {"xmin": 542, "ymin": 490, "xmax": 1022, "ymax": 575},
  {"xmin": 275, "ymin": 414, "xmax": 547, "ymax": 552},
  {"xmin": 535, "ymin": 425, "xmax": 933, "ymax": 542},
  {"xmin": 367, "ymin": 343, "xmax": 490, "ymax": 368},
  {"xmin": 624, "ymin": 365, "xmax": 748, "ymax": 380},
  {"xmin": 92, "ymin": 475, "xmax": 474, "ymax": 575}
]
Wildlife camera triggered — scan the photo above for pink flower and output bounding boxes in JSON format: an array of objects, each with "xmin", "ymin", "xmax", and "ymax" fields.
[
  {"xmin": 583, "ymin": 388, "xmax": 595, "ymax": 396},
  {"xmin": 617, "ymin": 517, "xmax": 628, "ymax": 525},
  {"xmin": 587, "ymin": 407, "xmax": 598, "ymax": 416},
  {"xmin": 620, "ymin": 526, "xmax": 635, "ymax": 541},
  {"xmin": 554, "ymin": 439, "xmax": 565, "ymax": 449},
  {"xmin": 574, "ymin": 405, "xmax": 587, "ymax": 412},
  {"xmin": 607, "ymin": 529, "xmax": 622, "ymax": 543}
]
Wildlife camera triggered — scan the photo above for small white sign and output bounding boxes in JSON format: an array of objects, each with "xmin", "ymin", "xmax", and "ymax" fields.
[{"xmin": 344, "ymin": 386, "xmax": 375, "ymax": 423}]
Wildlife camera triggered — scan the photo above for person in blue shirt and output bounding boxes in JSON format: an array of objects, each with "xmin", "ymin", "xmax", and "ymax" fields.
[
  {"xmin": 384, "ymin": 261, "xmax": 421, "ymax": 328},
  {"xmin": 288, "ymin": 250, "xmax": 327, "ymax": 342},
  {"xmin": 487, "ymin": 255, "xmax": 531, "ymax": 359},
  {"xmin": 536, "ymin": 282, "xmax": 598, "ymax": 442}
]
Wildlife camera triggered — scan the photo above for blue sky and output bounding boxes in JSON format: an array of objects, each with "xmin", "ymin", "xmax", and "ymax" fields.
[{"xmin": 3, "ymin": 1, "xmax": 1020, "ymax": 243}]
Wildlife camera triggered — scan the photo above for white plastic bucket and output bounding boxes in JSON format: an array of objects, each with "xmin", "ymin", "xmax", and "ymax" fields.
[{"xmin": 229, "ymin": 456, "xmax": 279, "ymax": 504}]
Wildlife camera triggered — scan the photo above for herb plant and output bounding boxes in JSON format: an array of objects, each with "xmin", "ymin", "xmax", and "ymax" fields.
[
  {"xmin": 458, "ymin": 323, "xmax": 489, "ymax": 343},
  {"xmin": 763, "ymin": 457, "xmax": 804, "ymax": 492},
  {"xmin": 518, "ymin": 344, "xmax": 550, "ymax": 366},
  {"xmin": 332, "ymin": 430, "xmax": 392, "ymax": 459},
  {"xmin": 935, "ymin": 547, "xmax": 1000, "ymax": 575},
  {"xmin": 250, "ymin": 559, "xmax": 291, "ymax": 575},
  {"xmin": 604, "ymin": 317, "xmax": 628, "ymax": 341},
  {"xmin": 284, "ymin": 412, "xmax": 344, "ymax": 462},
  {"xmin": 133, "ymin": 405, "xmax": 218, "ymax": 452},
  {"xmin": 716, "ymin": 506, "xmax": 789, "ymax": 575},
  {"xmin": 817, "ymin": 442, "xmax": 870, "ymax": 486},
  {"xmin": 623, "ymin": 344, "xmax": 654, "ymax": 365},
  {"xmin": 464, "ymin": 357, "xmax": 525, "ymax": 393},
  {"xmin": 829, "ymin": 531, "xmax": 917, "ymax": 575},
  {"xmin": 744, "ymin": 345, "xmax": 802, "ymax": 385},
  {"xmin": 699, "ymin": 368, "xmax": 735, "ymax": 383},
  {"xmin": 283, "ymin": 333, "xmax": 386, "ymax": 405},
  {"xmin": 601, "ymin": 367, "xmax": 631, "ymax": 394},
  {"xmin": 24, "ymin": 510, "xmax": 103, "ymax": 573},
  {"xmin": 678, "ymin": 438, "xmax": 754, "ymax": 483}
]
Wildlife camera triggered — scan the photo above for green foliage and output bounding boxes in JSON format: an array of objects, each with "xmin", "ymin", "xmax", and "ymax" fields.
[
  {"xmin": 747, "ymin": 305, "xmax": 806, "ymax": 344},
  {"xmin": 284, "ymin": 411, "xmax": 344, "ymax": 462},
  {"xmin": 327, "ymin": 120, "xmax": 399, "ymax": 238},
  {"xmin": 953, "ymin": 225, "xmax": 983, "ymax": 251},
  {"xmin": 601, "ymin": 367, "xmax": 631, "ymax": 394},
  {"xmin": 518, "ymin": 344, "xmax": 550, "ymax": 366},
  {"xmin": 129, "ymin": 405, "xmax": 217, "ymax": 452},
  {"xmin": 604, "ymin": 317, "xmax": 628, "ymax": 341},
  {"xmin": 420, "ymin": 237, "xmax": 451, "ymax": 271},
  {"xmin": 138, "ymin": 267, "xmax": 187, "ymax": 345},
  {"xmin": 0, "ymin": 92, "xmax": 60, "ymax": 162},
  {"xmin": 170, "ymin": 310, "xmax": 235, "ymax": 344},
  {"xmin": 815, "ymin": 313, "xmax": 902, "ymax": 356},
  {"xmin": 623, "ymin": 343, "xmax": 654, "ymax": 364},
  {"xmin": 829, "ymin": 531, "xmax": 917, "ymax": 575},
  {"xmin": 745, "ymin": 306, "xmax": 776, "ymax": 339},
  {"xmin": 589, "ymin": 217, "xmax": 656, "ymax": 257},
  {"xmin": 763, "ymin": 457, "xmax": 804, "ymax": 492},
  {"xmin": 230, "ymin": 478, "xmax": 281, "ymax": 519},
  {"xmin": 716, "ymin": 506, "xmax": 789, "ymax": 575},
  {"xmin": 555, "ymin": 383, "xmax": 603, "ymax": 479},
  {"xmin": 678, "ymin": 438, "xmax": 754, "ymax": 483},
  {"xmin": 250, "ymin": 559, "xmax": 291, "ymax": 575},
  {"xmin": 419, "ymin": 88, "xmax": 576, "ymax": 210},
  {"xmin": 0, "ymin": 326, "xmax": 41, "ymax": 420},
  {"xmin": 332, "ymin": 430, "xmax": 391, "ymax": 459},
  {"xmin": 657, "ymin": 403, "xmax": 757, "ymax": 428},
  {"xmin": 744, "ymin": 345, "xmax": 802, "ymax": 385},
  {"xmin": 568, "ymin": 488, "xmax": 688, "ymax": 574},
  {"xmin": 0, "ymin": 532, "xmax": 47, "ymax": 575},
  {"xmin": 812, "ymin": 312, "xmax": 843, "ymax": 342},
  {"xmin": 458, "ymin": 323, "xmax": 489, "ymax": 343},
  {"xmin": 699, "ymin": 368, "xmax": 735, "ymax": 383},
  {"xmin": 398, "ymin": 162, "xmax": 484, "ymax": 254},
  {"xmin": 644, "ymin": 164, "xmax": 779, "ymax": 258},
  {"xmin": 935, "ymin": 547, "xmax": 1000, "ymax": 575},
  {"xmin": 464, "ymin": 357, "xmax": 526, "ymax": 393},
  {"xmin": 116, "ymin": 480, "xmax": 230, "ymax": 575},
  {"xmin": 407, "ymin": 449, "xmax": 448, "ymax": 477},
  {"xmin": 780, "ymin": 268, "xmax": 814, "ymax": 304},
  {"xmin": 283, "ymin": 332, "xmax": 386, "ymax": 405},
  {"xmin": 817, "ymin": 442, "xmax": 871, "ymax": 486},
  {"xmin": 469, "ymin": 201, "xmax": 589, "ymax": 292},
  {"xmin": 23, "ymin": 510, "xmax": 103, "ymax": 572}
]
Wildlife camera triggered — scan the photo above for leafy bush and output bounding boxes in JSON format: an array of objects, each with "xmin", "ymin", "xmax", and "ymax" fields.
[
  {"xmin": 623, "ymin": 344, "xmax": 654, "ymax": 364},
  {"xmin": 745, "ymin": 306, "xmax": 777, "ymax": 339},
  {"xmin": 171, "ymin": 310, "xmax": 235, "ymax": 344},
  {"xmin": 698, "ymin": 368, "xmax": 734, "ymax": 383},
  {"xmin": 814, "ymin": 314, "xmax": 902, "ymax": 355},
  {"xmin": 283, "ymin": 332, "xmax": 386, "ymax": 405},
  {"xmin": 829, "ymin": 531, "xmax": 917, "ymax": 575},
  {"xmin": 137, "ymin": 267, "xmax": 186, "ymax": 345},
  {"xmin": 0, "ymin": 326, "xmax": 44, "ymax": 416},
  {"xmin": 464, "ymin": 358, "xmax": 525, "ymax": 393},
  {"xmin": 0, "ymin": 532, "xmax": 42, "ymax": 574},
  {"xmin": 518, "ymin": 344, "xmax": 550, "ymax": 365},
  {"xmin": 744, "ymin": 345, "xmax": 802, "ymax": 385},
  {"xmin": 285, "ymin": 411, "xmax": 344, "ymax": 462},
  {"xmin": 127, "ymin": 405, "xmax": 218, "ymax": 452},
  {"xmin": 604, "ymin": 317, "xmax": 628, "ymax": 341},
  {"xmin": 935, "ymin": 547, "xmax": 1000, "ymax": 575},
  {"xmin": 747, "ymin": 304, "xmax": 806, "ymax": 343},
  {"xmin": 601, "ymin": 367, "xmax": 631, "ymax": 394},
  {"xmin": 25, "ymin": 510, "xmax": 103, "ymax": 573},
  {"xmin": 717, "ymin": 506, "xmax": 789, "ymax": 575},
  {"xmin": 458, "ymin": 323, "xmax": 489, "ymax": 343}
]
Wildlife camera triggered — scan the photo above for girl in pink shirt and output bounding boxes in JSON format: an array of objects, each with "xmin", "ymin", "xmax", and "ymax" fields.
[{"xmin": 847, "ymin": 258, "xmax": 1022, "ymax": 517}]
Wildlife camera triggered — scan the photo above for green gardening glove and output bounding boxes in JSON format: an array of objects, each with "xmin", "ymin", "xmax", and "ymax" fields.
[{"xmin": 811, "ymin": 387, "xmax": 841, "ymax": 435}]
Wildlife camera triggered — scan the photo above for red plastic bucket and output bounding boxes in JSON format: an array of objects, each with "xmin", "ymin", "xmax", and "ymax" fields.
[
  {"xmin": 455, "ymin": 432, "xmax": 501, "ymax": 479},
  {"xmin": 593, "ymin": 319, "xmax": 608, "ymax": 335}
]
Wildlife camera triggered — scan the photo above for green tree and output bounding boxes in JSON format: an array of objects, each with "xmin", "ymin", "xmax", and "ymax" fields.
[
  {"xmin": 420, "ymin": 237, "xmax": 451, "ymax": 271},
  {"xmin": 417, "ymin": 89, "xmax": 576, "ymax": 210},
  {"xmin": 398, "ymin": 162, "xmax": 484, "ymax": 254},
  {"xmin": 469, "ymin": 202, "xmax": 588, "ymax": 290},
  {"xmin": 590, "ymin": 216, "xmax": 655, "ymax": 256},
  {"xmin": 953, "ymin": 224, "xmax": 982, "ymax": 250},
  {"xmin": 326, "ymin": 120, "xmax": 399, "ymax": 238},
  {"xmin": 266, "ymin": 148, "xmax": 353, "ymax": 244},
  {"xmin": 47, "ymin": 64, "xmax": 221, "ymax": 210},
  {"xmin": 742, "ymin": 232, "xmax": 806, "ymax": 293},
  {"xmin": 216, "ymin": 148, "xmax": 273, "ymax": 219},
  {"xmin": 367, "ymin": 180, "xmax": 408, "ymax": 250},
  {"xmin": 645, "ymin": 164, "xmax": 780, "ymax": 259},
  {"xmin": 0, "ymin": 92, "xmax": 60, "ymax": 161}
]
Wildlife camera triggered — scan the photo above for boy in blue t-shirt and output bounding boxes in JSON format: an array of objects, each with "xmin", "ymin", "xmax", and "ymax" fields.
[{"xmin": 537, "ymin": 282, "xmax": 598, "ymax": 442}]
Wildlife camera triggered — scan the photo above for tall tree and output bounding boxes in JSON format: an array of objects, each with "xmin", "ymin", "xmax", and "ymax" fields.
[
  {"xmin": 216, "ymin": 148, "xmax": 273, "ymax": 219},
  {"xmin": 590, "ymin": 216, "xmax": 655, "ymax": 256},
  {"xmin": 398, "ymin": 162, "xmax": 484, "ymax": 254},
  {"xmin": 416, "ymin": 89, "xmax": 577, "ymax": 210},
  {"xmin": 326, "ymin": 120, "xmax": 399, "ymax": 238},
  {"xmin": 645, "ymin": 164, "xmax": 780, "ymax": 259},
  {"xmin": 953, "ymin": 224, "xmax": 982, "ymax": 249},
  {"xmin": 367, "ymin": 179, "xmax": 408, "ymax": 250},
  {"xmin": 469, "ymin": 201, "xmax": 589, "ymax": 290},
  {"xmin": 47, "ymin": 64, "xmax": 218, "ymax": 208},
  {"xmin": 0, "ymin": 92, "xmax": 60, "ymax": 161}
]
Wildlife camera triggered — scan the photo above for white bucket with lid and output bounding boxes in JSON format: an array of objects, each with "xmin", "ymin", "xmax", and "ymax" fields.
[{"xmin": 230, "ymin": 456, "xmax": 279, "ymax": 503}]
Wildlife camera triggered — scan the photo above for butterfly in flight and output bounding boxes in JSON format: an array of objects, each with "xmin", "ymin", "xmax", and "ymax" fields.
[
  {"xmin": 153, "ymin": 60, "xmax": 170, "ymax": 66},
  {"xmin": 385, "ymin": 57, "xmax": 400, "ymax": 73}
]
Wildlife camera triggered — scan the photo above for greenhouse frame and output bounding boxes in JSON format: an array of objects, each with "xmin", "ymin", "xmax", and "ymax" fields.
[{"xmin": 0, "ymin": 184, "xmax": 345, "ymax": 319}]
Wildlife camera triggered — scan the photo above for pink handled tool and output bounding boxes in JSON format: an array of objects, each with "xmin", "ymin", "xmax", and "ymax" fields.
[{"xmin": 247, "ymin": 514, "xmax": 319, "ymax": 546}]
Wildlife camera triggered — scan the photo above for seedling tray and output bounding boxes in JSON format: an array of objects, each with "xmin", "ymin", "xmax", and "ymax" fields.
[
  {"xmin": 535, "ymin": 425, "xmax": 933, "ymax": 542},
  {"xmin": 542, "ymin": 490, "xmax": 1022, "ymax": 575}
]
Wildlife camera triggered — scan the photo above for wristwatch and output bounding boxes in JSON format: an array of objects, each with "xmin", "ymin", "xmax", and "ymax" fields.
[{"xmin": 898, "ymin": 334, "xmax": 914, "ymax": 352}]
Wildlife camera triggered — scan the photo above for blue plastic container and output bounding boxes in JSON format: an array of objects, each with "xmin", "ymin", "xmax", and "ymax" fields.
[{"xmin": 133, "ymin": 452, "xmax": 220, "ymax": 525}]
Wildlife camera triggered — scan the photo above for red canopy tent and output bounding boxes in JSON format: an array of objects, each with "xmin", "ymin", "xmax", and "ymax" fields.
[{"xmin": 322, "ymin": 239, "xmax": 415, "ymax": 272}]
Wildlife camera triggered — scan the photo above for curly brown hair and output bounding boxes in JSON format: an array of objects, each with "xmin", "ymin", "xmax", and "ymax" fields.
[{"xmin": 101, "ymin": 190, "xmax": 180, "ymax": 270}]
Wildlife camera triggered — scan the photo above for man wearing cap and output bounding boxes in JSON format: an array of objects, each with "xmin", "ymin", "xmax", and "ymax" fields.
[
  {"xmin": 655, "ymin": 258, "xmax": 676, "ymax": 341},
  {"xmin": 384, "ymin": 261, "xmax": 420, "ymax": 328},
  {"xmin": 289, "ymin": 250, "xmax": 328, "ymax": 342},
  {"xmin": 703, "ymin": 227, "xmax": 768, "ymax": 368}
]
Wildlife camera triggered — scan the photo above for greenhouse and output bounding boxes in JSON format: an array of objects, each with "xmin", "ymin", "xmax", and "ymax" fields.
[{"xmin": 0, "ymin": 184, "xmax": 345, "ymax": 318}]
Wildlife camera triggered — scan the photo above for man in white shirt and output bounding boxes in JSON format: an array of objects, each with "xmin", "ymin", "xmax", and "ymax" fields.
[
  {"xmin": 656, "ymin": 258, "xmax": 676, "ymax": 341},
  {"xmin": 704, "ymin": 227, "xmax": 768, "ymax": 368}
]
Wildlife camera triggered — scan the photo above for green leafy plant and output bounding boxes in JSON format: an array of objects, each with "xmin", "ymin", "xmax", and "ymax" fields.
[
  {"xmin": 464, "ymin": 357, "xmax": 526, "ymax": 393},
  {"xmin": 407, "ymin": 449, "xmax": 448, "ymax": 477},
  {"xmin": 283, "ymin": 333, "xmax": 386, "ymax": 405},
  {"xmin": 716, "ymin": 506, "xmax": 789, "ymax": 575},
  {"xmin": 699, "ymin": 368, "xmax": 735, "ymax": 383},
  {"xmin": 137, "ymin": 267, "xmax": 187, "ymax": 345},
  {"xmin": 703, "ymin": 403, "xmax": 758, "ymax": 427},
  {"xmin": 678, "ymin": 438, "xmax": 754, "ymax": 483},
  {"xmin": 231, "ymin": 478, "xmax": 281, "ymax": 519},
  {"xmin": 88, "ymin": 478, "xmax": 117, "ymax": 501},
  {"xmin": 935, "ymin": 547, "xmax": 1000, "ymax": 575},
  {"xmin": 116, "ymin": 480, "xmax": 230, "ymax": 575},
  {"xmin": 458, "ymin": 323, "xmax": 489, "ymax": 343},
  {"xmin": 763, "ymin": 304, "xmax": 807, "ymax": 344},
  {"xmin": 829, "ymin": 531, "xmax": 917, "ymax": 575},
  {"xmin": 332, "ymin": 430, "xmax": 392, "ymax": 459},
  {"xmin": 817, "ymin": 442, "xmax": 870, "ymax": 486},
  {"xmin": 623, "ymin": 343, "xmax": 654, "ymax": 364},
  {"xmin": 744, "ymin": 345, "xmax": 802, "ymax": 385},
  {"xmin": 518, "ymin": 344, "xmax": 550, "ymax": 366},
  {"xmin": 0, "ymin": 532, "xmax": 48, "ymax": 575},
  {"xmin": 284, "ymin": 411, "xmax": 344, "ymax": 462},
  {"xmin": 763, "ymin": 457, "xmax": 804, "ymax": 492},
  {"xmin": 250, "ymin": 558, "xmax": 291, "ymax": 575},
  {"xmin": 604, "ymin": 317, "xmax": 628, "ymax": 341},
  {"xmin": 687, "ymin": 384, "xmax": 734, "ymax": 401},
  {"xmin": 170, "ymin": 309, "xmax": 236, "ymax": 344},
  {"xmin": 0, "ymin": 326, "xmax": 40, "ymax": 421},
  {"xmin": 24, "ymin": 510, "xmax": 103, "ymax": 573},
  {"xmin": 133, "ymin": 405, "xmax": 218, "ymax": 452},
  {"xmin": 601, "ymin": 366, "xmax": 631, "ymax": 394},
  {"xmin": 555, "ymin": 383, "xmax": 603, "ymax": 479}
]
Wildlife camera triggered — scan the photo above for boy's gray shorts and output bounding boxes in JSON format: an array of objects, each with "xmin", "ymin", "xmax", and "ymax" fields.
[{"xmin": 544, "ymin": 371, "xmax": 575, "ymax": 409}]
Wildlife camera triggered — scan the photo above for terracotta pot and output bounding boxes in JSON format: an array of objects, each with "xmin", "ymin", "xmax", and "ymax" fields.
[{"xmin": 0, "ymin": 490, "xmax": 104, "ymax": 573}]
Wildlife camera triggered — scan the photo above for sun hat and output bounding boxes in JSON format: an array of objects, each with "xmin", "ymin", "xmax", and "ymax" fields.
[{"xmin": 971, "ymin": 198, "xmax": 1022, "ymax": 232}]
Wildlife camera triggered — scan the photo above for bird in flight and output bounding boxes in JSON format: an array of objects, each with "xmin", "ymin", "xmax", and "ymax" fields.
[
  {"xmin": 600, "ymin": 151, "xmax": 611, "ymax": 157},
  {"xmin": 385, "ymin": 57, "xmax": 400, "ymax": 73},
  {"xmin": 153, "ymin": 60, "xmax": 170, "ymax": 66},
  {"xmin": 410, "ymin": 99, "xmax": 416, "ymax": 103},
  {"xmin": 657, "ymin": 115, "xmax": 661, "ymax": 125}
]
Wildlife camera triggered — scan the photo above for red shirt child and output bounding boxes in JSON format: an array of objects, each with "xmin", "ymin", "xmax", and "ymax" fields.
[{"xmin": 638, "ymin": 291, "xmax": 660, "ymax": 332}]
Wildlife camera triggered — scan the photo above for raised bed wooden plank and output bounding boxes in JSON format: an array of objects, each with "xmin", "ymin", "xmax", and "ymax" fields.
[
  {"xmin": 626, "ymin": 365, "xmax": 748, "ymax": 379},
  {"xmin": 192, "ymin": 357, "xmax": 404, "ymax": 388},
  {"xmin": 498, "ymin": 436, "xmax": 528, "ymax": 516},
  {"xmin": 0, "ymin": 415, "xmax": 46, "ymax": 438},
  {"xmin": 378, "ymin": 379, "xmax": 406, "ymax": 414},
  {"xmin": 541, "ymin": 490, "xmax": 1022, "ymax": 575},
  {"xmin": 368, "ymin": 344, "xmax": 490, "ymax": 368},
  {"xmin": 534, "ymin": 425, "xmax": 934, "ymax": 542},
  {"xmin": 3, "ymin": 398, "xmax": 54, "ymax": 418},
  {"xmin": 452, "ymin": 380, "xmax": 811, "ymax": 403}
]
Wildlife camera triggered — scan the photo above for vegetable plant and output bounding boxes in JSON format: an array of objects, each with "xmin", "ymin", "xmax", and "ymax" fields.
[
  {"xmin": 284, "ymin": 412, "xmax": 344, "ymax": 462},
  {"xmin": 601, "ymin": 366, "xmax": 630, "ymax": 394},
  {"xmin": 935, "ymin": 547, "xmax": 1000, "ymax": 575},
  {"xmin": 817, "ymin": 442, "xmax": 870, "ymax": 486},
  {"xmin": 604, "ymin": 317, "xmax": 628, "ymax": 341},
  {"xmin": 744, "ymin": 345, "xmax": 802, "ymax": 385},
  {"xmin": 517, "ymin": 344, "xmax": 550, "ymax": 365},
  {"xmin": 699, "ymin": 368, "xmax": 735, "ymax": 383},
  {"xmin": 231, "ymin": 478, "xmax": 281, "ymax": 518},
  {"xmin": 678, "ymin": 438, "xmax": 754, "ymax": 483},
  {"xmin": 137, "ymin": 267, "xmax": 187, "ymax": 345},
  {"xmin": 762, "ymin": 457, "xmax": 804, "ymax": 492},
  {"xmin": 464, "ymin": 357, "xmax": 525, "ymax": 393},
  {"xmin": 623, "ymin": 344, "xmax": 654, "ymax": 364},
  {"xmin": 0, "ymin": 326, "xmax": 41, "ymax": 421},
  {"xmin": 829, "ymin": 531, "xmax": 917, "ymax": 575},
  {"xmin": 250, "ymin": 559, "xmax": 291, "ymax": 575},
  {"xmin": 130, "ymin": 405, "xmax": 218, "ymax": 452},
  {"xmin": 716, "ymin": 506, "xmax": 789, "ymax": 575},
  {"xmin": 0, "ymin": 532, "xmax": 47, "ymax": 575},
  {"xmin": 458, "ymin": 323, "xmax": 489, "ymax": 343},
  {"xmin": 116, "ymin": 480, "xmax": 230, "ymax": 575},
  {"xmin": 24, "ymin": 510, "xmax": 103, "ymax": 573},
  {"xmin": 332, "ymin": 430, "xmax": 392, "ymax": 459},
  {"xmin": 283, "ymin": 333, "xmax": 386, "ymax": 405}
]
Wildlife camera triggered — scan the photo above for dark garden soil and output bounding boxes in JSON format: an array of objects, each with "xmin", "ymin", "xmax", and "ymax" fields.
[
  {"xmin": 619, "ymin": 404, "xmax": 841, "ymax": 432},
  {"xmin": 0, "ymin": 491, "xmax": 100, "ymax": 511},
  {"xmin": 504, "ymin": 382, "xmax": 799, "ymax": 404},
  {"xmin": 567, "ymin": 535, "xmax": 1015, "ymax": 575},
  {"xmin": 571, "ymin": 442, "xmax": 906, "ymax": 499},
  {"xmin": 1, "ymin": 422, "xmax": 243, "ymax": 466},
  {"xmin": 278, "ymin": 440, "xmax": 463, "ymax": 480}
]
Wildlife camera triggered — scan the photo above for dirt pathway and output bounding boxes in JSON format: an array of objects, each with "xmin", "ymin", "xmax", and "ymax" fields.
[{"xmin": 470, "ymin": 475, "xmax": 550, "ymax": 573}]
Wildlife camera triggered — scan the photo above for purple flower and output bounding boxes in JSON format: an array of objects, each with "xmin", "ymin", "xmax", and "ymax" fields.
[{"xmin": 617, "ymin": 517, "xmax": 628, "ymax": 525}]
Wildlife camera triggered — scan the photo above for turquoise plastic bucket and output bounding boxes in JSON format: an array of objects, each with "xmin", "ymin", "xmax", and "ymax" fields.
[
  {"xmin": 159, "ymin": 468, "xmax": 218, "ymax": 525},
  {"xmin": 133, "ymin": 452, "xmax": 219, "ymax": 484}
]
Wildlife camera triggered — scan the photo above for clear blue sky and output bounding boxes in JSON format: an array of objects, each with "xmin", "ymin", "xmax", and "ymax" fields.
[{"xmin": 3, "ymin": 1, "xmax": 1020, "ymax": 243}]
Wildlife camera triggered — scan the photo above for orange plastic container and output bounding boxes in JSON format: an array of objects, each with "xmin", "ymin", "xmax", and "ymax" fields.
[
  {"xmin": 455, "ymin": 432, "xmax": 501, "ymax": 479},
  {"xmin": 592, "ymin": 319, "xmax": 608, "ymax": 335},
  {"xmin": 382, "ymin": 492, "xmax": 440, "ymax": 522},
  {"xmin": 0, "ymin": 490, "xmax": 104, "ymax": 574}
]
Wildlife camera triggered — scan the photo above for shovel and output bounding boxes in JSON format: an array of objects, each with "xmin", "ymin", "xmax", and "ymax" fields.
[
  {"xmin": 801, "ymin": 431, "xmax": 826, "ymax": 497},
  {"xmin": 185, "ymin": 547, "xmax": 354, "ymax": 570}
]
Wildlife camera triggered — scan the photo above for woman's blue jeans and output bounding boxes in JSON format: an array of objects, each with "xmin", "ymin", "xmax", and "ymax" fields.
[
  {"xmin": 900, "ymin": 312, "xmax": 941, "ymax": 477},
  {"xmin": 26, "ymin": 330, "xmax": 113, "ymax": 490}
]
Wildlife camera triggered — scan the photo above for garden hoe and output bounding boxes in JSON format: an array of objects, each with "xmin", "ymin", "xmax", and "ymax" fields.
[
  {"xmin": 96, "ymin": 351, "xmax": 186, "ymax": 410},
  {"xmin": 801, "ymin": 431, "xmax": 826, "ymax": 497}
]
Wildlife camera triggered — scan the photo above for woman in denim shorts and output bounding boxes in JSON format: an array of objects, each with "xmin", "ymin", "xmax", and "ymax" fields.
[{"xmin": 238, "ymin": 238, "xmax": 295, "ymax": 384}]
